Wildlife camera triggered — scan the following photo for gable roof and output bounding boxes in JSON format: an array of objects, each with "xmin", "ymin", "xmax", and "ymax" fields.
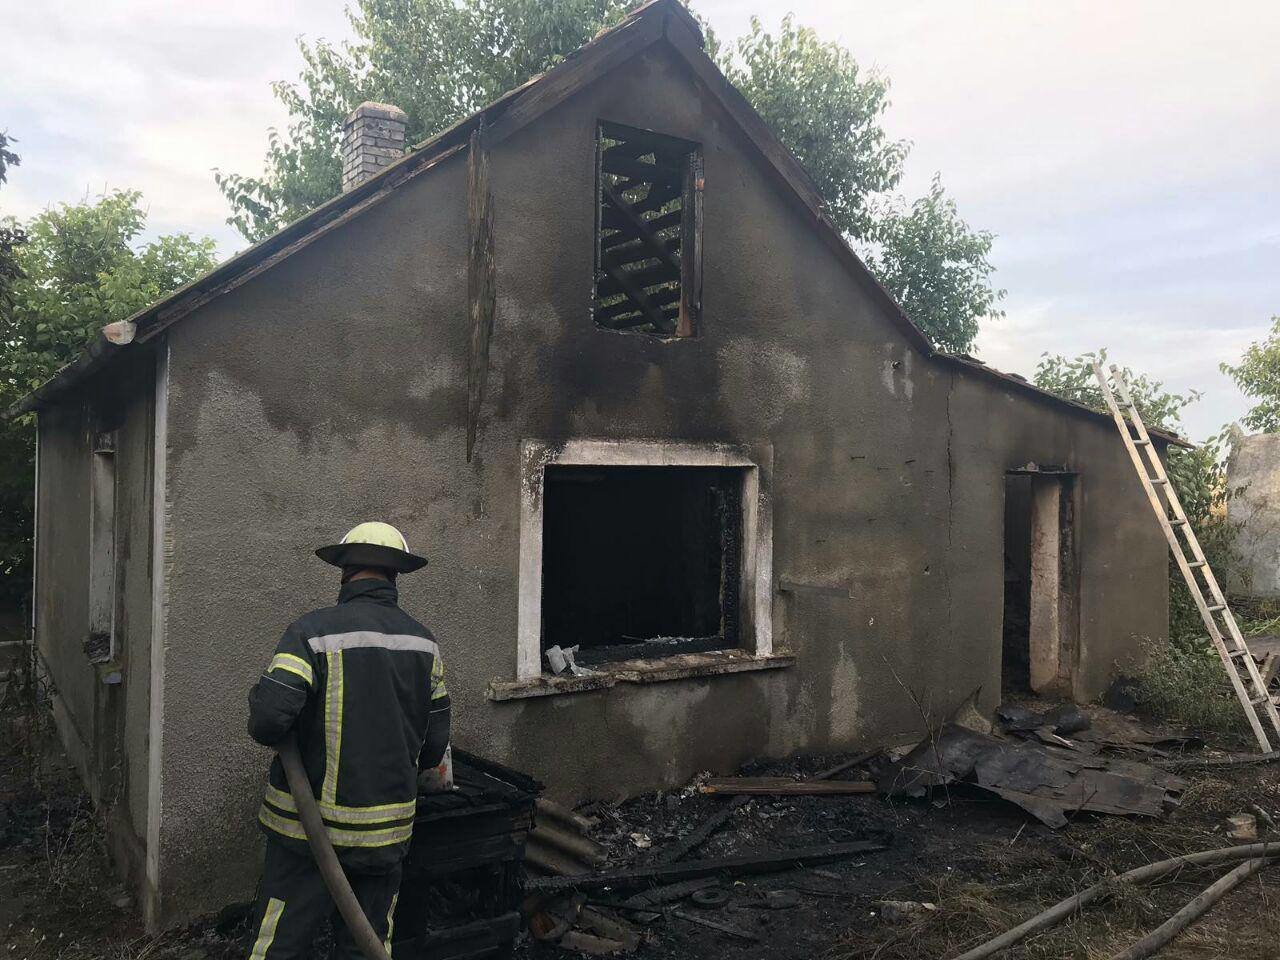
[{"xmin": 11, "ymin": 0, "xmax": 1188, "ymax": 447}]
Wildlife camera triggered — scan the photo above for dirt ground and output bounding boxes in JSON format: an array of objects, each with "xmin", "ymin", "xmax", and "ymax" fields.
[{"xmin": 4, "ymin": 679, "xmax": 1280, "ymax": 960}]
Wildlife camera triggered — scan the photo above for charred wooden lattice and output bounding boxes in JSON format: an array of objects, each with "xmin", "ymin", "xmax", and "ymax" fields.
[{"xmin": 593, "ymin": 121, "xmax": 702, "ymax": 337}]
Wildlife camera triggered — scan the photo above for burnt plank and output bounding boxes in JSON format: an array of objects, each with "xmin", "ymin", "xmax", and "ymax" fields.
[
  {"xmin": 595, "ymin": 261, "xmax": 680, "ymax": 297},
  {"xmin": 600, "ymin": 206, "xmax": 643, "ymax": 234},
  {"xmin": 599, "ymin": 209, "xmax": 681, "ymax": 246},
  {"xmin": 465, "ymin": 126, "xmax": 495, "ymax": 462},
  {"xmin": 599, "ymin": 120, "xmax": 698, "ymax": 160},
  {"xmin": 599, "ymin": 260, "xmax": 665, "ymax": 329},
  {"xmin": 601, "ymin": 229, "xmax": 680, "ymax": 255},
  {"xmin": 629, "ymin": 179, "xmax": 683, "ymax": 217},
  {"xmin": 596, "ymin": 299, "xmax": 679, "ymax": 329},
  {"xmin": 601, "ymin": 181, "xmax": 681, "ymax": 275},
  {"xmin": 603, "ymin": 237, "xmax": 680, "ymax": 267},
  {"xmin": 601, "ymin": 205, "xmax": 683, "ymax": 237},
  {"xmin": 646, "ymin": 208, "xmax": 684, "ymax": 234},
  {"xmin": 598, "ymin": 283, "xmax": 678, "ymax": 311},
  {"xmin": 677, "ymin": 150, "xmax": 703, "ymax": 337},
  {"xmin": 601, "ymin": 148, "xmax": 684, "ymax": 183},
  {"xmin": 659, "ymin": 797, "xmax": 750, "ymax": 864},
  {"xmin": 700, "ymin": 777, "xmax": 877, "ymax": 796},
  {"xmin": 525, "ymin": 840, "xmax": 890, "ymax": 894}
]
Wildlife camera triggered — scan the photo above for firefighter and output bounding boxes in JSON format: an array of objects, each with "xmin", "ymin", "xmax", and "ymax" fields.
[{"xmin": 244, "ymin": 522, "xmax": 450, "ymax": 959}]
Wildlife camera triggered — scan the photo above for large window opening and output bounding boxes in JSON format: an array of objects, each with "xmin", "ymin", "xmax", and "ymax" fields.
[
  {"xmin": 1002, "ymin": 471, "xmax": 1078, "ymax": 696},
  {"xmin": 541, "ymin": 466, "xmax": 741, "ymax": 666},
  {"xmin": 593, "ymin": 121, "xmax": 702, "ymax": 339}
]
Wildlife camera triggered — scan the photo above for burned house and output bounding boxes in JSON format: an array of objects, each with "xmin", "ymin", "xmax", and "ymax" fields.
[{"xmin": 20, "ymin": 0, "xmax": 1181, "ymax": 928}]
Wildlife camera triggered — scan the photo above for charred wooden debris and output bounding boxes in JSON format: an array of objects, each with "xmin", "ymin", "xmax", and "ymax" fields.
[{"xmin": 504, "ymin": 700, "xmax": 1249, "ymax": 956}]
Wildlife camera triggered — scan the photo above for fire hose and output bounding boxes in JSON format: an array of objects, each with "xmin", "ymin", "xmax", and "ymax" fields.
[{"xmin": 277, "ymin": 732, "xmax": 392, "ymax": 960}]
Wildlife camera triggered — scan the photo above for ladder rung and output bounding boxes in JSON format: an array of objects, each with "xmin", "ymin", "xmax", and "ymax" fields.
[
  {"xmin": 1148, "ymin": 477, "xmax": 1169, "ymax": 485},
  {"xmin": 1207, "ymin": 604, "xmax": 1226, "ymax": 612},
  {"xmin": 1169, "ymin": 518, "xmax": 1187, "ymax": 526},
  {"xmin": 1134, "ymin": 438, "xmax": 1151, "ymax": 446},
  {"xmin": 1187, "ymin": 561, "xmax": 1206, "ymax": 569},
  {"xmin": 1252, "ymin": 694, "xmax": 1272, "ymax": 707},
  {"xmin": 1229, "ymin": 649, "xmax": 1251, "ymax": 660}
]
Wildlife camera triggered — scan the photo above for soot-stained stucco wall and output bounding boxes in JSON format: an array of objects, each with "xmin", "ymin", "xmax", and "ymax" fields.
[
  {"xmin": 946, "ymin": 365, "xmax": 1169, "ymax": 698},
  {"xmin": 36, "ymin": 400, "xmax": 95, "ymax": 758},
  {"xmin": 34, "ymin": 355, "xmax": 156, "ymax": 889},
  {"xmin": 151, "ymin": 43, "xmax": 1168, "ymax": 922}
]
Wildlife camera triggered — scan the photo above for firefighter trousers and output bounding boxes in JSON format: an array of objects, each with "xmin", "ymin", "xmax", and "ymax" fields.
[{"xmin": 247, "ymin": 840, "xmax": 402, "ymax": 959}]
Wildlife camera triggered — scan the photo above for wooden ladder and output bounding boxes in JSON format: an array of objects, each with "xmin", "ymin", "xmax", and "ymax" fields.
[{"xmin": 1093, "ymin": 361, "xmax": 1280, "ymax": 752}]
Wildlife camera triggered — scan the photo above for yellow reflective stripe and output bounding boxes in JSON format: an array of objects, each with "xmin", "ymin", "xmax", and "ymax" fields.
[
  {"xmin": 430, "ymin": 656, "xmax": 448, "ymax": 700},
  {"xmin": 264, "ymin": 784, "xmax": 415, "ymax": 824},
  {"xmin": 263, "ymin": 784, "xmax": 296, "ymax": 811},
  {"xmin": 269, "ymin": 653, "xmax": 313, "ymax": 687},
  {"xmin": 321, "ymin": 651, "xmax": 343, "ymax": 805},
  {"xmin": 259, "ymin": 805, "xmax": 412, "ymax": 848},
  {"xmin": 384, "ymin": 892, "xmax": 399, "ymax": 954},
  {"xmin": 249, "ymin": 897, "xmax": 285, "ymax": 959}
]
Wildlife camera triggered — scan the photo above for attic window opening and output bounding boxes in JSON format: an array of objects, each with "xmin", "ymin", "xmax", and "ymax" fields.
[
  {"xmin": 541, "ymin": 466, "xmax": 740, "ymax": 666},
  {"xmin": 593, "ymin": 121, "xmax": 703, "ymax": 338}
]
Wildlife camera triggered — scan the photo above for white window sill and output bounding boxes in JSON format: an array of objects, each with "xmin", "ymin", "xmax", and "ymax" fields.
[{"xmin": 486, "ymin": 648, "xmax": 795, "ymax": 702}]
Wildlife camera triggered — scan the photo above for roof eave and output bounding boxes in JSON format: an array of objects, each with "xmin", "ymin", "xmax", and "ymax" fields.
[
  {"xmin": 936, "ymin": 353, "xmax": 1192, "ymax": 449},
  {"xmin": 13, "ymin": 1, "xmax": 678, "ymax": 415}
]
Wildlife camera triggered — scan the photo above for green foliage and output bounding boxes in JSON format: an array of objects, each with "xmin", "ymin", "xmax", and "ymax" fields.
[
  {"xmin": 1132, "ymin": 635, "xmax": 1246, "ymax": 735},
  {"xmin": 863, "ymin": 176, "xmax": 1003, "ymax": 354},
  {"xmin": 718, "ymin": 18, "xmax": 1004, "ymax": 353},
  {"xmin": 0, "ymin": 132, "xmax": 23, "ymax": 315},
  {"xmin": 220, "ymin": 2, "xmax": 1003, "ymax": 353},
  {"xmin": 1031, "ymin": 349, "xmax": 1197, "ymax": 432},
  {"xmin": 719, "ymin": 15, "xmax": 906, "ymax": 241},
  {"xmin": 0, "ymin": 131, "xmax": 18, "ymax": 186},
  {"xmin": 1220, "ymin": 316, "xmax": 1280, "ymax": 434},
  {"xmin": 2, "ymin": 191, "xmax": 217, "ymax": 393},
  {"xmin": 0, "ymin": 191, "xmax": 217, "ymax": 610},
  {"xmin": 215, "ymin": 0, "xmax": 631, "ymax": 241}
]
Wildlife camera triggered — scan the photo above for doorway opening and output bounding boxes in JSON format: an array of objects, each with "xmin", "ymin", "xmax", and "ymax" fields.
[
  {"xmin": 540, "ymin": 465, "xmax": 743, "ymax": 665},
  {"xmin": 1002, "ymin": 471, "xmax": 1078, "ymax": 696}
]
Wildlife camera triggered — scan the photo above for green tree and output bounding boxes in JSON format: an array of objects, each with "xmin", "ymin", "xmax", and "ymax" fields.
[
  {"xmin": 862, "ymin": 176, "xmax": 1001, "ymax": 353},
  {"xmin": 0, "ymin": 191, "xmax": 217, "ymax": 612},
  {"xmin": 0, "ymin": 133, "xmax": 24, "ymax": 314},
  {"xmin": 219, "ymin": 2, "xmax": 1003, "ymax": 353},
  {"xmin": 718, "ymin": 15, "xmax": 905, "ymax": 242},
  {"xmin": 0, "ymin": 131, "xmax": 18, "ymax": 186},
  {"xmin": 215, "ymin": 0, "xmax": 631, "ymax": 240},
  {"xmin": 1221, "ymin": 316, "xmax": 1280, "ymax": 434}
]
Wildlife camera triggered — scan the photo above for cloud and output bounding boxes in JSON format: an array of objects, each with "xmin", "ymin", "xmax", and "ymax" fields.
[
  {"xmin": 3, "ymin": 0, "xmax": 1276, "ymax": 438},
  {"xmin": 0, "ymin": 0, "xmax": 353, "ymax": 249}
]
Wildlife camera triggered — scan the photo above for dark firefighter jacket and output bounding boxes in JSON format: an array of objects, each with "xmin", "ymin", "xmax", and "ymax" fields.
[{"xmin": 247, "ymin": 578, "xmax": 451, "ymax": 871}]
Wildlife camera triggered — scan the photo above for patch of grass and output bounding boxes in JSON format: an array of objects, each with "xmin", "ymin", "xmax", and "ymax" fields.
[{"xmin": 1133, "ymin": 635, "xmax": 1249, "ymax": 736}]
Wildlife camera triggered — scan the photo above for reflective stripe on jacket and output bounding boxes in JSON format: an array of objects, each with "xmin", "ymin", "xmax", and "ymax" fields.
[{"xmin": 247, "ymin": 577, "xmax": 451, "ymax": 871}]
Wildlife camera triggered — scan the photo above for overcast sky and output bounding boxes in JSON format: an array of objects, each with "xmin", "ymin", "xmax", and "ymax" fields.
[{"xmin": 2, "ymin": 0, "xmax": 1276, "ymax": 440}]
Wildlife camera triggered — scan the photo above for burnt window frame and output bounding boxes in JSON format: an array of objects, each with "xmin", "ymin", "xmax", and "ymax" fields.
[
  {"xmin": 592, "ymin": 121, "xmax": 703, "ymax": 339},
  {"xmin": 514, "ymin": 441, "xmax": 775, "ymax": 685},
  {"xmin": 539, "ymin": 465, "xmax": 743, "ymax": 666}
]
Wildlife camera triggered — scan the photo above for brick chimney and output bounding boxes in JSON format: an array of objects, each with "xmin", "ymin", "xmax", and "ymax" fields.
[{"xmin": 341, "ymin": 102, "xmax": 408, "ymax": 192}]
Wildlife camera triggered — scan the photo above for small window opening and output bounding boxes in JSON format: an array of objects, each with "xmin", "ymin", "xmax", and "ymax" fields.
[
  {"xmin": 86, "ymin": 432, "xmax": 117, "ymax": 664},
  {"xmin": 541, "ymin": 466, "xmax": 740, "ymax": 666},
  {"xmin": 594, "ymin": 121, "xmax": 702, "ymax": 338}
]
